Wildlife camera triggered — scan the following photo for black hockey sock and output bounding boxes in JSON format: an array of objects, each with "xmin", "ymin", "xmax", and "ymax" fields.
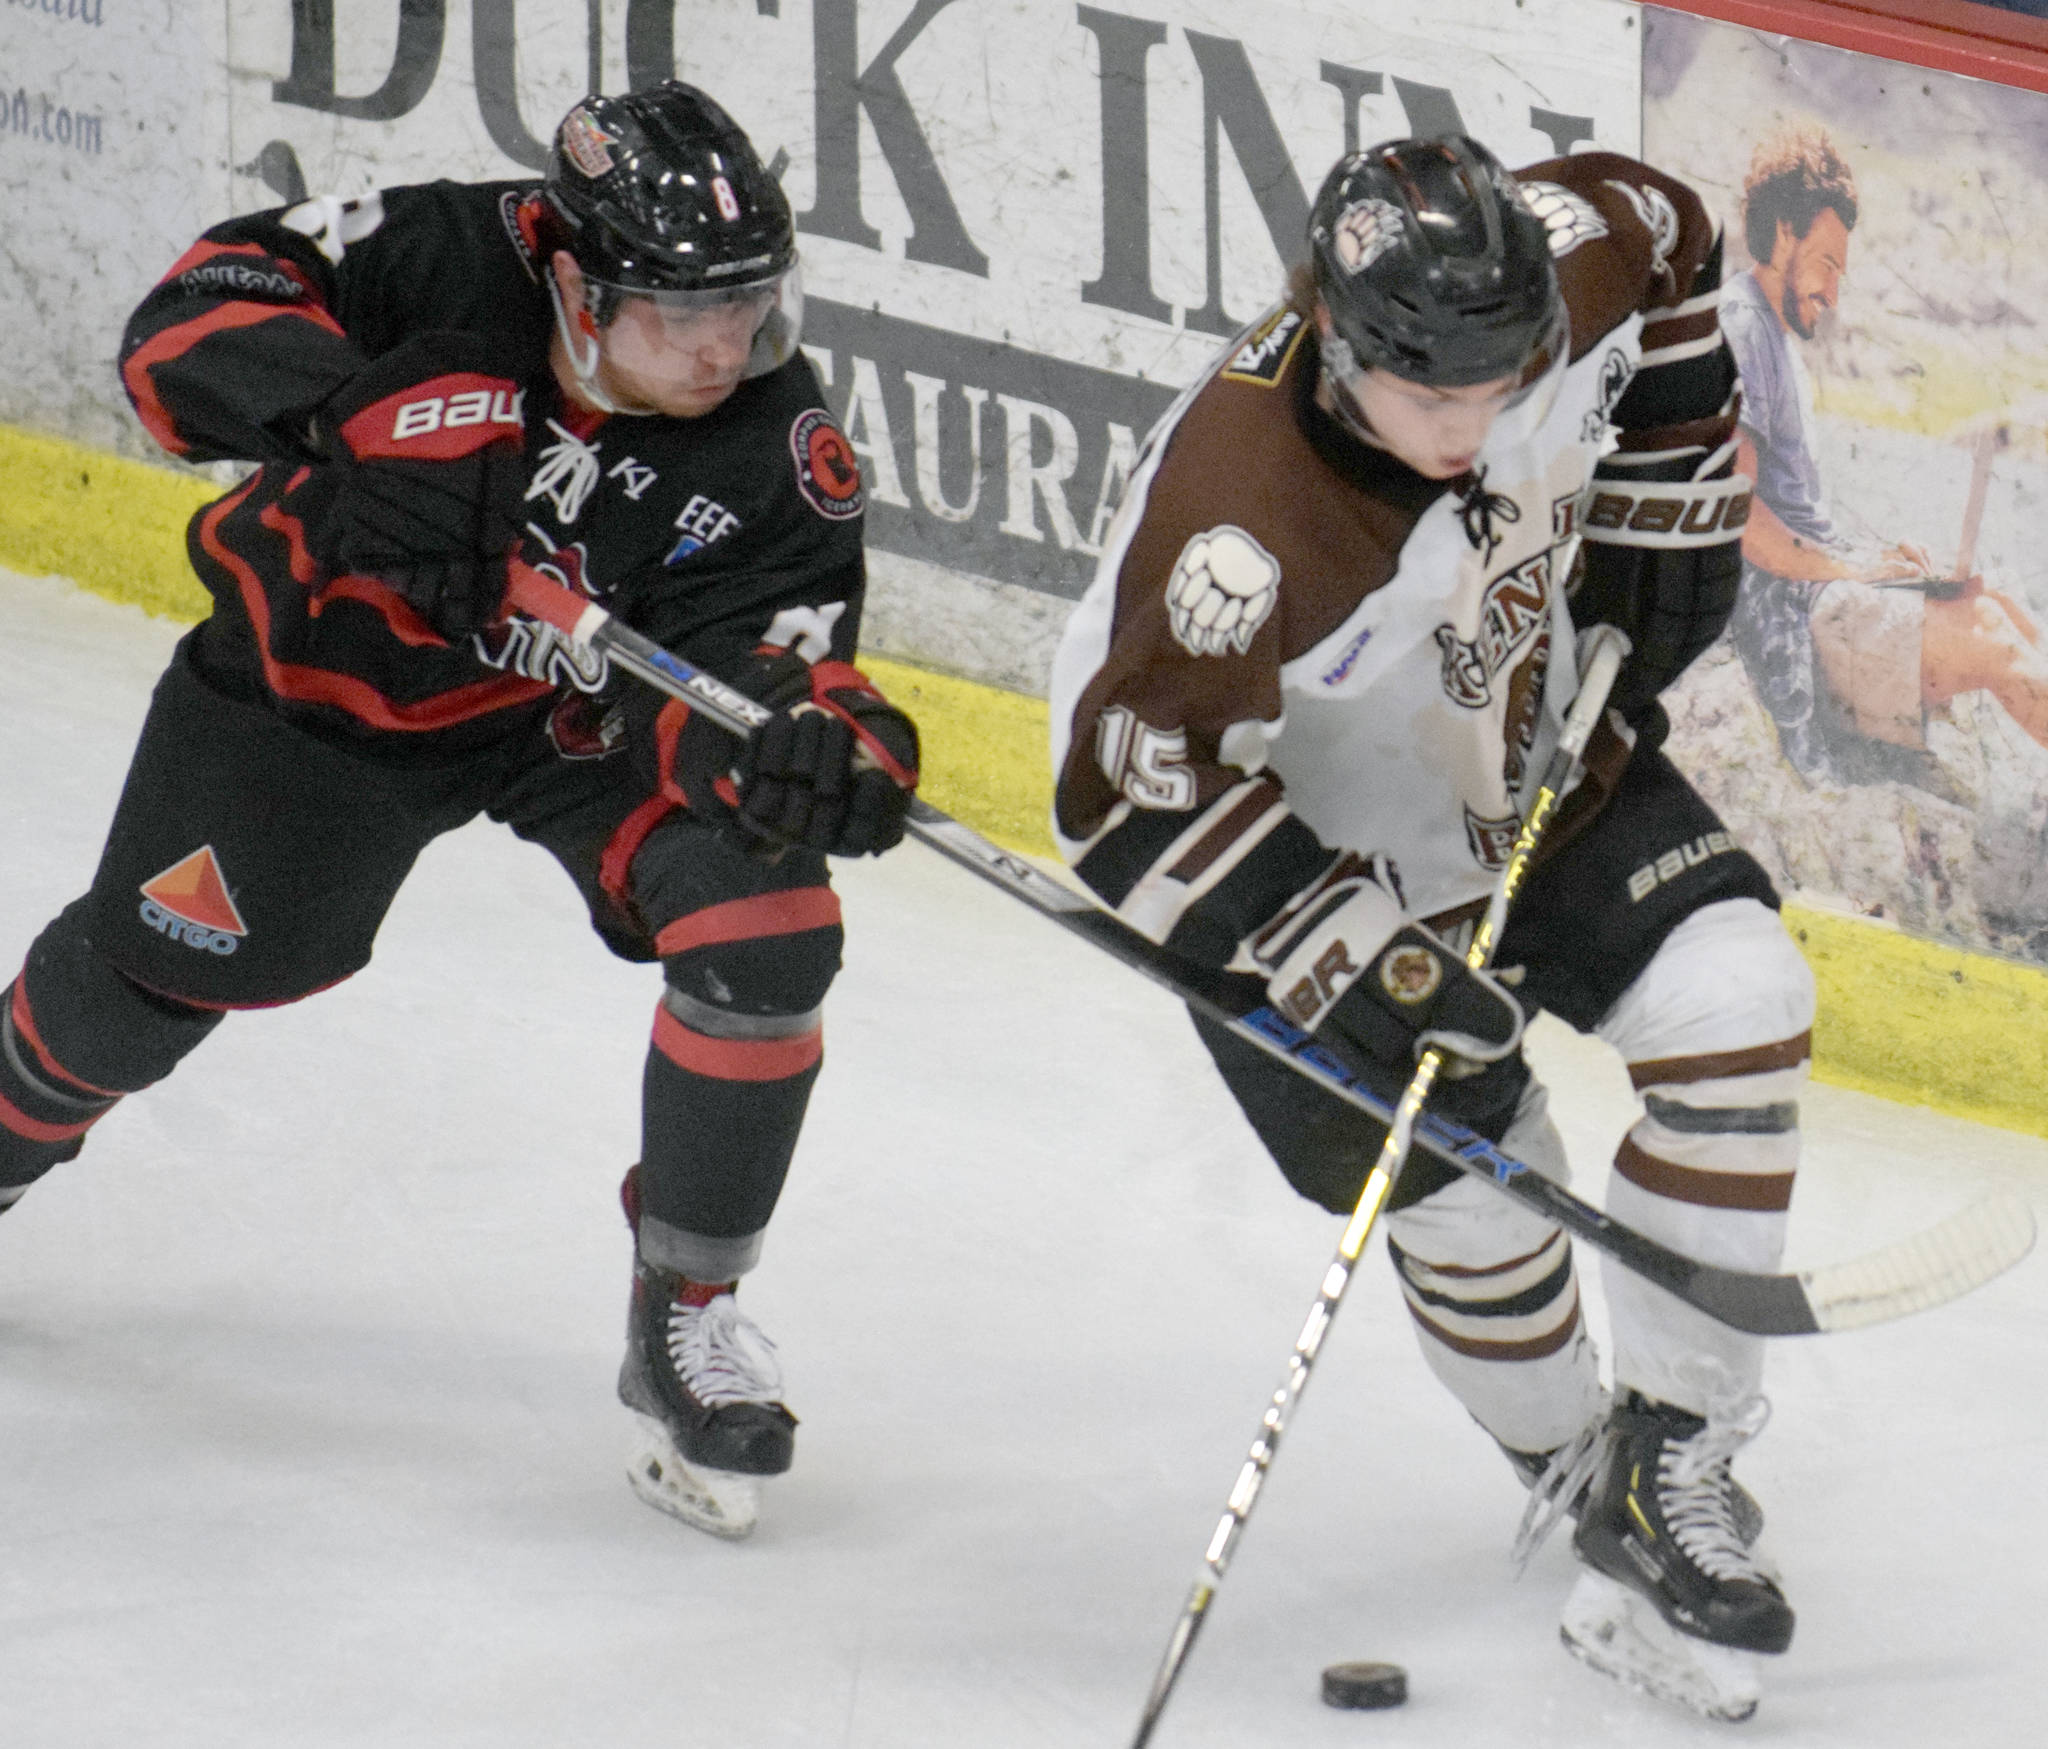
[
  {"xmin": 0, "ymin": 901, "xmax": 225, "ymax": 1185},
  {"xmin": 1, "ymin": 973, "xmax": 121, "ymax": 1184},
  {"xmin": 637, "ymin": 999, "xmax": 821, "ymax": 1241}
]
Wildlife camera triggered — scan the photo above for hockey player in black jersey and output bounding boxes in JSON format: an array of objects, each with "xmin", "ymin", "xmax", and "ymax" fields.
[
  {"xmin": 1051, "ymin": 138, "xmax": 1807, "ymax": 1717},
  {"xmin": 0, "ymin": 82, "xmax": 919, "ymax": 1541}
]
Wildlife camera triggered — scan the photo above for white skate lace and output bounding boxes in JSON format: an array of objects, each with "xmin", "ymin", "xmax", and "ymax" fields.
[
  {"xmin": 1656, "ymin": 1396, "xmax": 1773, "ymax": 1583},
  {"xmin": 1511, "ymin": 1406, "xmax": 1612, "ymax": 1573},
  {"xmin": 665, "ymin": 1294, "xmax": 785, "ymax": 1409}
]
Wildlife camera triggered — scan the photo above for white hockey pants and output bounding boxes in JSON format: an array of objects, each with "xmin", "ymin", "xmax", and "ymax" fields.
[{"xmin": 1383, "ymin": 898, "xmax": 1816, "ymax": 1450}]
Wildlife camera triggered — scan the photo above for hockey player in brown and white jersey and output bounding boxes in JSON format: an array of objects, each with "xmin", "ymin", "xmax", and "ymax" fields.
[{"xmin": 1051, "ymin": 137, "xmax": 1812, "ymax": 1719}]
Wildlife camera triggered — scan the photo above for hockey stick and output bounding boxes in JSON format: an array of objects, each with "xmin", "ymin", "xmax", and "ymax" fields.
[
  {"xmin": 1124, "ymin": 628, "xmax": 1633, "ymax": 1746},
  {"xmin": 503, "ymin": 560, "xmax": 2035, "ymax": 1346}
]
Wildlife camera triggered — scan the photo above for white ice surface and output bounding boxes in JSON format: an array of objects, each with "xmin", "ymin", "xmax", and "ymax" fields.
[{"xmin": 3, "ymin": 570, "xmax": 2046, "ymax": 1748}]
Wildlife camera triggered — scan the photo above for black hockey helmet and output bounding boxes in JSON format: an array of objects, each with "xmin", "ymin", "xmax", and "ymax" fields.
[
  {"xmin": 1307, "ymin": 136, "xmax": 1564, "ymax": 393},
  {"xmin": 543, "ymin": 81, "xmax": 799, "ymax": 375}
]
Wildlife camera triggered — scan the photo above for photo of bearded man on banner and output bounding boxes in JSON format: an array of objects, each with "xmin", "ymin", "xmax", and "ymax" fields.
[{"xmin": 1644, "ymin": 16, "xmax": 2048, "ymax": 962}]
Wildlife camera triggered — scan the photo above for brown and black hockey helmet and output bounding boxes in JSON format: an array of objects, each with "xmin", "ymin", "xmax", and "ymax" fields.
[{"xmin": 1308, "ymin": 135, "xmax": 1564, "ymax": 390}]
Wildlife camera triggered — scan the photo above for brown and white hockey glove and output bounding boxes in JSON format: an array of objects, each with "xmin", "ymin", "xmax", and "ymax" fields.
[{"xmin": 1252, "ymin": 856, "xmax": 1525, "ymax": 1110}]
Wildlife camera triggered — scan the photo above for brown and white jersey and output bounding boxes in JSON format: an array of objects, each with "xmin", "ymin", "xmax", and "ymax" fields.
[{"xmin": 1050, "ymin": 152, "xmax": 1731, "ymax": 969}]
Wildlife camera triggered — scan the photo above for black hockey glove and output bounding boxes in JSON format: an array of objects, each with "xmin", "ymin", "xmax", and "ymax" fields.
[
  {"xmin": 1569, "ymin": 473, "xmax": 1749, "ymax": 724},
  {"xmin": 667, "ymin": 648, "xmax": 920, "ymax": 857},
  {"xmin": 1253, "ymin": 860, "xmax": 1526, "ymax": 1123},
  {"xmin": 307, "ymin": 331, "xmax": 529, "ymax": 642}
]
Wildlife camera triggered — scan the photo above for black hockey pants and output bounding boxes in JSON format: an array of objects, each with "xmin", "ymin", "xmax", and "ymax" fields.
[{"xmin": 0, "ymin": 633, "xmax": 841, "ymax": 1266}]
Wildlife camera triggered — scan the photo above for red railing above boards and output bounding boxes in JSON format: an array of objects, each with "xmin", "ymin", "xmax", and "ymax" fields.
[{"xmin": 1644, "ymin": 0, "xmax": 2048, "ymax": 93}]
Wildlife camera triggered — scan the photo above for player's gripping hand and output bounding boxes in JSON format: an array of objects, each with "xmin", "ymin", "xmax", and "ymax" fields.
[
  {"xmin": 1253, "ymin": 858, "xmax": 1525, "ymax": 1118},
  {"xmin": 668, "ymin": 648, "xmax": 920, "ymax": 857},
  {"xmin": 308, "ymin": 332, "xmax": 529, "ymax": 641}
]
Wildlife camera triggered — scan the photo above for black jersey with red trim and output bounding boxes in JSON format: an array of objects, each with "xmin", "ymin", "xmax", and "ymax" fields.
[{"xmin": 120, "ymin": 180, "xmax": 865, "ymax": 755}]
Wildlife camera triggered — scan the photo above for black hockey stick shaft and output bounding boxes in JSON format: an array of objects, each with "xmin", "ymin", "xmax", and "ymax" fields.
[
  {"xmin": 1125, "ymin": 629, "xmax": 1630, "ymax": 1748},
  {"xmin": 504, "ymin": 562, "xmax": 2033, "ymax": 1344}
]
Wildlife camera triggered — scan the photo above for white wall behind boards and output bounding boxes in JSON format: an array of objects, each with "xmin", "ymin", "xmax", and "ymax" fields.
[{"xmin": 1, "ymin": 0, "xmax": 1642, "ymax": 686}]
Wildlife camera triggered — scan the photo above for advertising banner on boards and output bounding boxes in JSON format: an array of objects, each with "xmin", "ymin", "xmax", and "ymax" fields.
[
  {"xmin": 0, "ymin": 0, "xmax": 226, "ymax": 453},
  {"xmin": 1644, "ymin": 7, "xmax": 2048, "ymax": 964},
  {"xmin": 3, "ymin": 0, "xmax": 1642, "ymax": 686}
]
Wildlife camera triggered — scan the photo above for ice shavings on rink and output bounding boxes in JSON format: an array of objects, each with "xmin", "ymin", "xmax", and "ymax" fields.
[{"xmin": 3, "ymin": 569, "xmax": 2047, "ymax": 1747}]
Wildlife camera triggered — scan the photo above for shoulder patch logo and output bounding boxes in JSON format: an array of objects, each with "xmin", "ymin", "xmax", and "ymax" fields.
[
  {"xmin": 1331, "ymin": 196, "xmax": 1405, "ymax": 275},
  {"xmin": 1166, "ymin": 525, "xmax": 1280, "ymax": 658},
  {"xmin": 1603, "ymin": 178, "xmax": 1681, "ymax": 280},
  {"xmin": 1222, "ymin": 307, "xmax": 1307, "ymax": 387},
  {"xmin": 790, "ymin": 409, "xmax": 865, "ymax": 520},
  {"xmin": 1518, "ymin": 181, "xmax": 1608, "ymax": 258},
  {"xmin": 139, "ymin": 846, "xmax": 247, "ymax": 955}
]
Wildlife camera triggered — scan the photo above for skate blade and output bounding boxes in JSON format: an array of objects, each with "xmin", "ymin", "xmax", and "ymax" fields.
[
  {"xmin": 1560, "ymin": 1569, "xmax": 1762, "ymax": 1722},
  {"xmin": 624, "ymin": 1413, "xmax": 762, "ymax": 1541}
]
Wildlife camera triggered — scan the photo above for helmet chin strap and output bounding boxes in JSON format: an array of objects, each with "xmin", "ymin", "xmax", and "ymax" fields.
[
  {"xmin": 1318, "ymin": 357, "xmax": 1387, "ymax": 454},
  {"xmin": 547, "ymin": 266, "xmax": 654, "ymax": 417}
]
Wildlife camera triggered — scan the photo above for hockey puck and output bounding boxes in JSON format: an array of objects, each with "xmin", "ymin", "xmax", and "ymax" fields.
[{"xmin": 1321, "ymin": 1660, "xmax": 1408, "ymax": 1710}]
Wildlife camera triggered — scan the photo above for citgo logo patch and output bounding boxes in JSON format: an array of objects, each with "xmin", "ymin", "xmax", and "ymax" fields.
[{"xmin": 138, "ymin": 846, "xmax": 247, "ymax": 955}]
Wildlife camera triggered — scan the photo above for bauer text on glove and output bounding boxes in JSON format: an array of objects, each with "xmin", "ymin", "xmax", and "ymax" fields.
[
  {"xmin": 306, "ymin": 331, "xmax": 529, "ymax": 642},
  {"xmin": 1252, "ymin": 859, "xmax": 1525, "ymax": 1072}
]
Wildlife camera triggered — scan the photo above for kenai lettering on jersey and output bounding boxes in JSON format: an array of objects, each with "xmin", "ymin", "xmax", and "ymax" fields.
[
  {"xmin": 1220, "ymin": 307, "xmax": 1306, "ymax": 387},
  {"xmin": 1433, "ymin": 551, "xmax": 1551, "ymax": 710}
]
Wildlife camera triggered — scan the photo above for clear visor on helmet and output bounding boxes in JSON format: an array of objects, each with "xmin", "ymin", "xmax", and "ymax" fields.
[
  {"xmin": 1325, "ymin": 296, "xmax": 1570, "ymax": 428},
  {"xmin": 587, "ymin": 258, "xmax": 804, "ymax": 380}
]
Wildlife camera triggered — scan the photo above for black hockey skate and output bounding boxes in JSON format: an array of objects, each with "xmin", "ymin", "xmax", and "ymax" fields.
[
  {"xmin": 618, "ymin": 1257, "xmax": 797, "ymax": 1540},
  {"xmin": 1562, "ymin": 1391, "xmax": 1790, "ymax": 1721},
  {"xmin": 1571, "ymin": 1390, "xmax": 1790, "ymax": 1653},
  {"xmin": 1504, "ymin": 1398, "xmax": 1763, "ymax": 1569}
]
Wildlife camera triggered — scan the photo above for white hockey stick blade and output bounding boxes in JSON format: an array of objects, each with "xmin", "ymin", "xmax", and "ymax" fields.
[
  {"xmin": 1802, "ymin": 1192, "xmax": 2036, "ymax": 1333},
  {"xmin": 624, "ymin": 1412, "xmax": 763, "ymax": 1540},
  {"xmin": 1560, "ymin": 1569, "xmax": 1763, "ymax": 1723}
]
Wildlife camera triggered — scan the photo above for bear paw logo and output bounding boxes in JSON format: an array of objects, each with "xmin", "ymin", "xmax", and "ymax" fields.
[
  {"xmin": 1518, "ymin": 181, "xmax": 1609, "ymax": 258},
  {"xmin": 1330, "ymin": 196, "xmax": 1404, "ymax": 275},
  {"xmin": 1166, "ymin": 525, "xmax": 1281, "ymax": 658}
]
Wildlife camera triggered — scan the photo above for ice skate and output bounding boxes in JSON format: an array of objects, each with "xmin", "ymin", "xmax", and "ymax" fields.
[
  {"xmin": 1505, "ymin": 1395, "xmax": 1764, "ymax": 1570},
  {"xmin": 619, "ymin": 1261, "xmax": 797, "ymax": 1541},
  {"xmin": 1560, "ymin": 1567, "xmax": 1764, "ymax": 1722},
  {"xmin": 1563, "ymin": 1389, "xmax": 1789, "ymax": 1717}
]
